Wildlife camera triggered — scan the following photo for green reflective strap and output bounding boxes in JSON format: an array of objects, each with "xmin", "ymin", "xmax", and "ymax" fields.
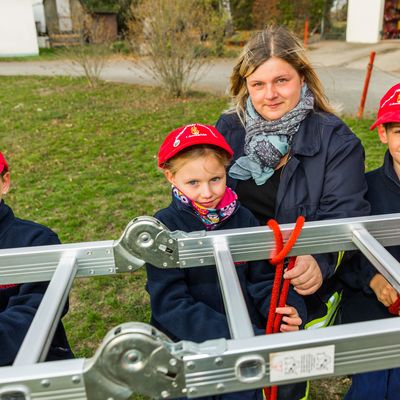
[
  {"xmin": 299, "ymin": 380, "xmax": 310, "ymax": 400},
  {"xmin": 305, "ymin": 291, "xmax": 342, "ymax": 330},
  {"xmin": 335, "ymin": 251, "xmax": 345, "ymax": 271}
]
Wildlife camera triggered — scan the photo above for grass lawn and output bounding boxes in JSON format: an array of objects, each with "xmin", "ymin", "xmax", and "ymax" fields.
[{"xmin": 0, "ymin": 76, "xmax": 385, "ymax": 399}]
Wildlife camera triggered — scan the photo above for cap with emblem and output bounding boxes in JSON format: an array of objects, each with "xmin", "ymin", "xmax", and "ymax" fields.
[
  {"xmin": 370, "ymin": 83, "xmax": 400, "ymax": 130},
  {"xmin": 158, "ymin": 123, "xmax": 233, "ymax": 168}
]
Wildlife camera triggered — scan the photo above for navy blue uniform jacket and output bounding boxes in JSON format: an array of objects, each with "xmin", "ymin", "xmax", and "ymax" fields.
[
  {"xmin": 146, "ymin": 197, "xmax": 306, "ymax": 343},
  {"xmin": 0, "ymin": 201, "xmax": 73, "ymax": 365},
  {"xmin": 216, "ymin": 111, "xmax": 370, "ymax": 320},
  {"xmin": 341, "ymin": 150, "xmax": 400, "ymax": 322}
]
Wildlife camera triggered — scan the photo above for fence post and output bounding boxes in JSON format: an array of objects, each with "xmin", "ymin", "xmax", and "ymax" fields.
[
  {"xmin": 304, "ymin": 17, "xmax": 309, "ymax": 48},
  {"xmin": 357, "ymin": 51, "xmax": 376, "ymax": 119}
]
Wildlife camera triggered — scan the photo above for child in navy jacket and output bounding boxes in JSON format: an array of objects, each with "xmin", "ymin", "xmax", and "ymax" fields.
[
  {"xmin": 341, "ymin": 84, "xmax": 400, "ymax": 400},
  {"xmin": 0, "ymin": 151, "xmax": 73, "ymax": 365},
  {"xmin": 146, "ymin": 123, "xmax": 307, "ymax": 400}
]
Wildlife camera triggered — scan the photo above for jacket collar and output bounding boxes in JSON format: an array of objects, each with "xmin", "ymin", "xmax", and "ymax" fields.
[
  {"xmin": 383, "ymin": 150, "xmax": 400, "ymax": 187},
  {"xmin": 0, "ymin": 201, "xmax": 15, "ymax": 240},
  {"xmin": 0, "ymin": 200, "xmax": 13, "ymax": 224},
  {"xmin": 290, "ymin": 111, "xmax": 321, "ymax": 157}
]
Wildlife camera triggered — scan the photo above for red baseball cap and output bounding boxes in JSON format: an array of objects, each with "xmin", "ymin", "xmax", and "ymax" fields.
[
  {"xmin": 158, "ymin": 123, "xmax": 234, "ymax": 168},
  {"xmin": 0, "ymin": 152, "xmax": 8, "ymax": 174},
  {"xmin": 370, "ymin": 83, "xmax": 400, "ymax": 130}
]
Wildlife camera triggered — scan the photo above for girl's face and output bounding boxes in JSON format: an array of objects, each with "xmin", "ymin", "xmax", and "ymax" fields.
[
  {"xmin": 246, "ymin": 56, "xmax": 304, "ymax": 121},
  {"xmin": 0, "ymin": 172, "xmax": 10, "ymax": 202},
  {"xmin": 164, "ymin": 154, "xmax": 227, "ymax": 209}
]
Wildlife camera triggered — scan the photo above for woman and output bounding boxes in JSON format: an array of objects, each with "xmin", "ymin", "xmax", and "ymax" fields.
[{"xmin": 215, "ymin": 25, "xmax": 370, "ymax": 326}]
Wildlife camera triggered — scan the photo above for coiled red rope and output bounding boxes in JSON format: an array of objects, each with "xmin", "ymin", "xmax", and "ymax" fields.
[{"xmin": 263, "ymin": 216, "xmax": 305, "ymax": 400}]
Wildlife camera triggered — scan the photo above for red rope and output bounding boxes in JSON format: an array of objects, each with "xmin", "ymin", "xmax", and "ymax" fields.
[
  {"xmin": 263, "ymin": 216, "xmax": 305, "ymax": 400},
  {"xmin": 389, "ymin": 295, "xmax": 400, "ymax": 315}
]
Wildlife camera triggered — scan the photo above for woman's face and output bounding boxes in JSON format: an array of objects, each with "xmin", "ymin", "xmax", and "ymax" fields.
[{"xmin": 246, "ymin": 56, "xmax": 304, "ymax": 121}]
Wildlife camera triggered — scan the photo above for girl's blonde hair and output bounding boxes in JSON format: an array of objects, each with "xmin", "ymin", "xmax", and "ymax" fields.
[
  {"xmin": 163, "ymin": 145, "xmax": 231, "ymax": 175},
  {"xmin": 230, "ymin": 25, "xmax": 333, "ymax": 122}
]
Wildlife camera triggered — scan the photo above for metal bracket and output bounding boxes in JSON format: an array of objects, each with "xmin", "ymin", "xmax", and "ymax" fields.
[
  {"xmin": 84, "ymin": 322, "xmax": 186, "ymax": 399},
  {"xmin": 113, "ymin": 216, "xmax": 181, "ymax": 272}
]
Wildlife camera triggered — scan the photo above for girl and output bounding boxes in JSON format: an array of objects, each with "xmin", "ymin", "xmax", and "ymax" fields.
[{"xmin": 146, "ymin": 123, "xmax": 306, "ymax": 400}]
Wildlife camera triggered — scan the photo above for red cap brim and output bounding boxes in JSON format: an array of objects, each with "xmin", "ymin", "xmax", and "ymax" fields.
[{"xmin": 370, "ymin": 111, "xmax": 400, "ymax": 131}]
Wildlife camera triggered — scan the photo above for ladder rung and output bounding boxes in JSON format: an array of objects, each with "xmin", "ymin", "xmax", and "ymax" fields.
[
  {"xmin": 213, "ymin": 238, "xmax": 254, "ymax": 339},
  {"xmin": 13, "ymin": 251, "xmax": 78, "ymax": 365},
  {"xmin": 352, "ymin": 228, "xmax": 400, "ymax": 292}
]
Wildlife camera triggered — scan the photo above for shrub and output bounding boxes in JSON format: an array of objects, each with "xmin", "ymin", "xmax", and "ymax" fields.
[{"xmin": 127, "ymin": 0, "xmax": 228, "ymax": 97}]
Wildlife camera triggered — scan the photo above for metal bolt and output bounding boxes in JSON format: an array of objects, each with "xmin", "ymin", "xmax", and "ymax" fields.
[
  {"xmin": 140, "ymin": 233, "xmax": 150, "ymax": 242},
  {"xmin": 41, "ymin": 379, "xmax": 50, "ymax": 388},
  {"xmin": 168, "ymin": 239, "xmax": 174, "ymax": 244},
  {"xmin": 106, "ymin": 249, "xmax": 111, "ymax": 255},
  {"xmin": 180, "ymin": 243, "xmax": 185, "ymax": 247},
  {"xmin": 89, "ymin": 269, "xmax": 95, "ymax": 275},
  {"xmin": 181, "ymin": 261, "xmax": 186, "ymax": 266},
  {"xmin": 169, "ymin": 358, "xmax": 177, "ymax": 366},
  {"xmin": 128, "ymin": 265, "xmax": 133, "ymax": 271},
  {"xmin": 163, "ymin": 262, "xmax": 168, "ymax": 267},
  {"xmin": 186, "ymin": 361, "xmax": 195, "ymax": 370},
  {"xmin": 198, "ymin": 241, "xmax": 203, "ymax": 245},
  {"xmin": 124, "ymin": 350, "xmax": 141, "ymax": 364},
  {"xmin": 71, "ymin": 375, "xmax": 81, "ymax": 384},
  {"xmin": 172, "ymin": 382, "xmax": 178, "ymax": 388},
  {"xmin": 87, "ymin": 250, "xmax": 92, "ymax": 256},
  {"xmin": 161, "ymin": 391, "xmax": 170, "ymax": 398},
  {"xmin": 214, "ymin": 357, "xmax": 223, "ymax": 366},
  {"xmin": 216, "ymin": 383, "xmax": 225, "ymax": 391},
  {"xmin": 188, "ymin": 387, "xmax": 197, "ymax": 395},
  {"xmin": 199, "ymin": 258, "xmax": 204, "ymax": 264}
]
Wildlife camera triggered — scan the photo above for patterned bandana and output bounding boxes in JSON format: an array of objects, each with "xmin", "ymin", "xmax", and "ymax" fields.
[
  {"xmin": 229, "ymin": 84, "xmax": 314, "ymax": 185},
  {"xmin": 172, "ymin": 186, "xmax": 238, "ymax": 230}
]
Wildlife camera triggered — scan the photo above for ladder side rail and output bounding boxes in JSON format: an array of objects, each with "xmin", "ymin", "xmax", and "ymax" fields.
[
  {"xmin": 177, "ymin": 213, "xmax": 400, "ymax": 268},
  {"xmin": 183, "ymin": 317, "xmax": 400, "ymax": 397},
  {"xmin": 0, "ymin": 240, "xmax": 116, "ymax": 284},
  {"xmin": 2, "ymin": 319, "xmax": 400, "ymax": 399},
  {"xmin": 352, "ymin": 228, "xmax": 400, "ymax": 292},
  {"xmin": 13, "ymin": 251, "xmax": 78, "ymax": 366},
  {"xmin": 212, "ymin": 237, "xmax": 254, "ymax": 339},
  {"xmin": 1, "ymin": 214, "xmax": 400, "ymax": 279},
  {"xmin": 0, "ymin": 359, "xmax": 87, "ymax": 400}
]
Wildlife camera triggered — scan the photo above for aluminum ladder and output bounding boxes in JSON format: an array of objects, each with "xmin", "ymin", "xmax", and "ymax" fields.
[{"xmin": 0, "ymin": 214, "xmax": 400, "ymax": 399}]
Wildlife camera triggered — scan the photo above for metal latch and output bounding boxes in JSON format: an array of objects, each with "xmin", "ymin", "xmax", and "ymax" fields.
[
  {"xmin": 114, "ymin": 216, "xmax": 181, "ymax": 271},
  {"xmin": 0, "ymin": 386, "xmax": 31, "ymax": 400}
]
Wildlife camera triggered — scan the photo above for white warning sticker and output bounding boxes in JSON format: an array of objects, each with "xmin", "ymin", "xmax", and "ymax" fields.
[{"xmin": 269, "ymin": 344, "xmax": 335, "ymax": 382}]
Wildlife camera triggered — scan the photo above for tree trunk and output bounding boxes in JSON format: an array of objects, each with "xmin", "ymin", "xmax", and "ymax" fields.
[
  {"xmin": 220, "ymin": 0, "xmax": 234, "ymax": 37},
  {"xmin": 321, "ymin": 0, "xmax": 334, "ymax": 38}
]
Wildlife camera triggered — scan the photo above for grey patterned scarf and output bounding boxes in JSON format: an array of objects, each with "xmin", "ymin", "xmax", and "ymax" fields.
[{"xmin": 229, "ymin": 84, "xmax": 314, "ymax": 185}]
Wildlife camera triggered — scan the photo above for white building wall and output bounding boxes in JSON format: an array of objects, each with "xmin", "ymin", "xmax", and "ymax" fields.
[
  {"xmin": 0, "ymin": 0, "xmax": 39, "ymax": 56},
  {"xmin": 346, "ymin": 0, "xmax": 385, "ymax": 43}
]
